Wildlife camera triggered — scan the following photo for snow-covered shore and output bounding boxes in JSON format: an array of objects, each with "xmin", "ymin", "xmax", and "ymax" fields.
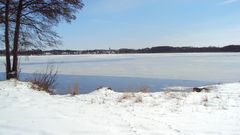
[{"xmin": 0, "ymin": 80, "xmax": 240, "ymax": 135}]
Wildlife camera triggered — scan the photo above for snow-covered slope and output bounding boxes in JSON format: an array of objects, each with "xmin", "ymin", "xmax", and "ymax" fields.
[{"xmin": 0, "ymin": 80, "xmax": 240, "ymax": 135}]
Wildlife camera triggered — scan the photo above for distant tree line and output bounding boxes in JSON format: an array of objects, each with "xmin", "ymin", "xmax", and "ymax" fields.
[{"xmin": 0, "ymin": 45, "xmax": 240, "ymax": 56}]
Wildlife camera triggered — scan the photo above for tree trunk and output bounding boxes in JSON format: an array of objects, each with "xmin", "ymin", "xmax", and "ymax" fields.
[
  {"xmin": 11, "ymin": 0, "xmax": 23, "ymax": 79},
  {"xmin": 4, "ymin": 0, "xmax": 11, "ymax": 79}
]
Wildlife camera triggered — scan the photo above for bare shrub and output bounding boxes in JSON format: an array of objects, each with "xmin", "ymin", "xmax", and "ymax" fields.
[{"xmin": 30, "ymin": 65, "xmax": 57, "ymax": 94}]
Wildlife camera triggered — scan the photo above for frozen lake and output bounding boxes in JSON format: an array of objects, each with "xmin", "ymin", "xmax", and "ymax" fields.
[{"xmin": 0, "ymin": 53, "xmax": 240, "ymax": 93}]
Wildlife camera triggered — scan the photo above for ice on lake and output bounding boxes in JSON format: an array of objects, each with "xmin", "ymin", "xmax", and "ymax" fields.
[{"xmin": 1, "ymin": 53, "xmax": 240, "ymax": 94}]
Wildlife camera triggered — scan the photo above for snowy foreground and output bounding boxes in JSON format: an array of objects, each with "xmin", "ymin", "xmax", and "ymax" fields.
[{"xmin": 0, "ymin": 80, "xmax": 240, "ymax": 135}]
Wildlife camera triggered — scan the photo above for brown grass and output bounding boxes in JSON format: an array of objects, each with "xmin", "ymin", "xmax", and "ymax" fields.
[
  {"xmin": 67, "ymin": 82, "xmax": 80, "ymax": 96},
  {"xmin": 30, "ymin": 65, "xmax": 57, "ymax": 94},
  {"xmin": 118, "ymin": 92, "xmax": 135, "ymax": 102},
  {"xmin": 118, "ymin": 92, "xmax": 143, "ymax": 103},
  {"xmin": 138, "ymin": 85, "xmax": 150, "ymax": 93}
]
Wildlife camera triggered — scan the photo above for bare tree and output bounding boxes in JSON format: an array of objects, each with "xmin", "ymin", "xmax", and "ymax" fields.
[
  {"xmin": 0, "ymin": 0, "xmax": 84, "ymax": 79},
  {"xmin": 0, "ymin": 0, "xmax": 12, "ymax": 79}
]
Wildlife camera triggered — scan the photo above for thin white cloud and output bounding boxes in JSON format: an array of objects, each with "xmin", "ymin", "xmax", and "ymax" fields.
[{"xmin": 220, "ymin": 0, "xmax": 239, "ymax": 5}]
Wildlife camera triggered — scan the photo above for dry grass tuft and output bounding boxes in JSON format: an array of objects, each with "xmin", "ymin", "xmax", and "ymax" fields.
[
  {"xmin": 122, "ymin": 92, "xmax": 134, "ymax": 99},
  {"xmin": 30, "ymin": 65, "xmax": 57, "ymax": 94},
  {"xmin": 118, "ymin": 92, "xmax": 135, "ymax": 102},
  {"xmin": 67, "ymin": 82, "xmax": 80, "ymax": 96},
  {"xmin": 138, "ymin": 85, "xmax": 150, "ymax": 93},
  {"xmin": 118, "ymin": 92, "xmax": 143, "ymax": 103}
]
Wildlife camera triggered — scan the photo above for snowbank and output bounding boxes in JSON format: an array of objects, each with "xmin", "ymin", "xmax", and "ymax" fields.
[{"xmin": 0, "ymin": 80, "xmax": 240, "ymax": 135}]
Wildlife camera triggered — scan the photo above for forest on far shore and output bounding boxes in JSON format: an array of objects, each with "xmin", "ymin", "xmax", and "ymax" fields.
[{"xmin": 1, "ymin": 45, "xmax": 240, "ymax": 55}]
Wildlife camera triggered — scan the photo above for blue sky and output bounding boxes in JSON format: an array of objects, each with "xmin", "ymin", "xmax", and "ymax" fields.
[{"xmin": 57, "ymin": 0, "xmax": 240, "ymax": 49}]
